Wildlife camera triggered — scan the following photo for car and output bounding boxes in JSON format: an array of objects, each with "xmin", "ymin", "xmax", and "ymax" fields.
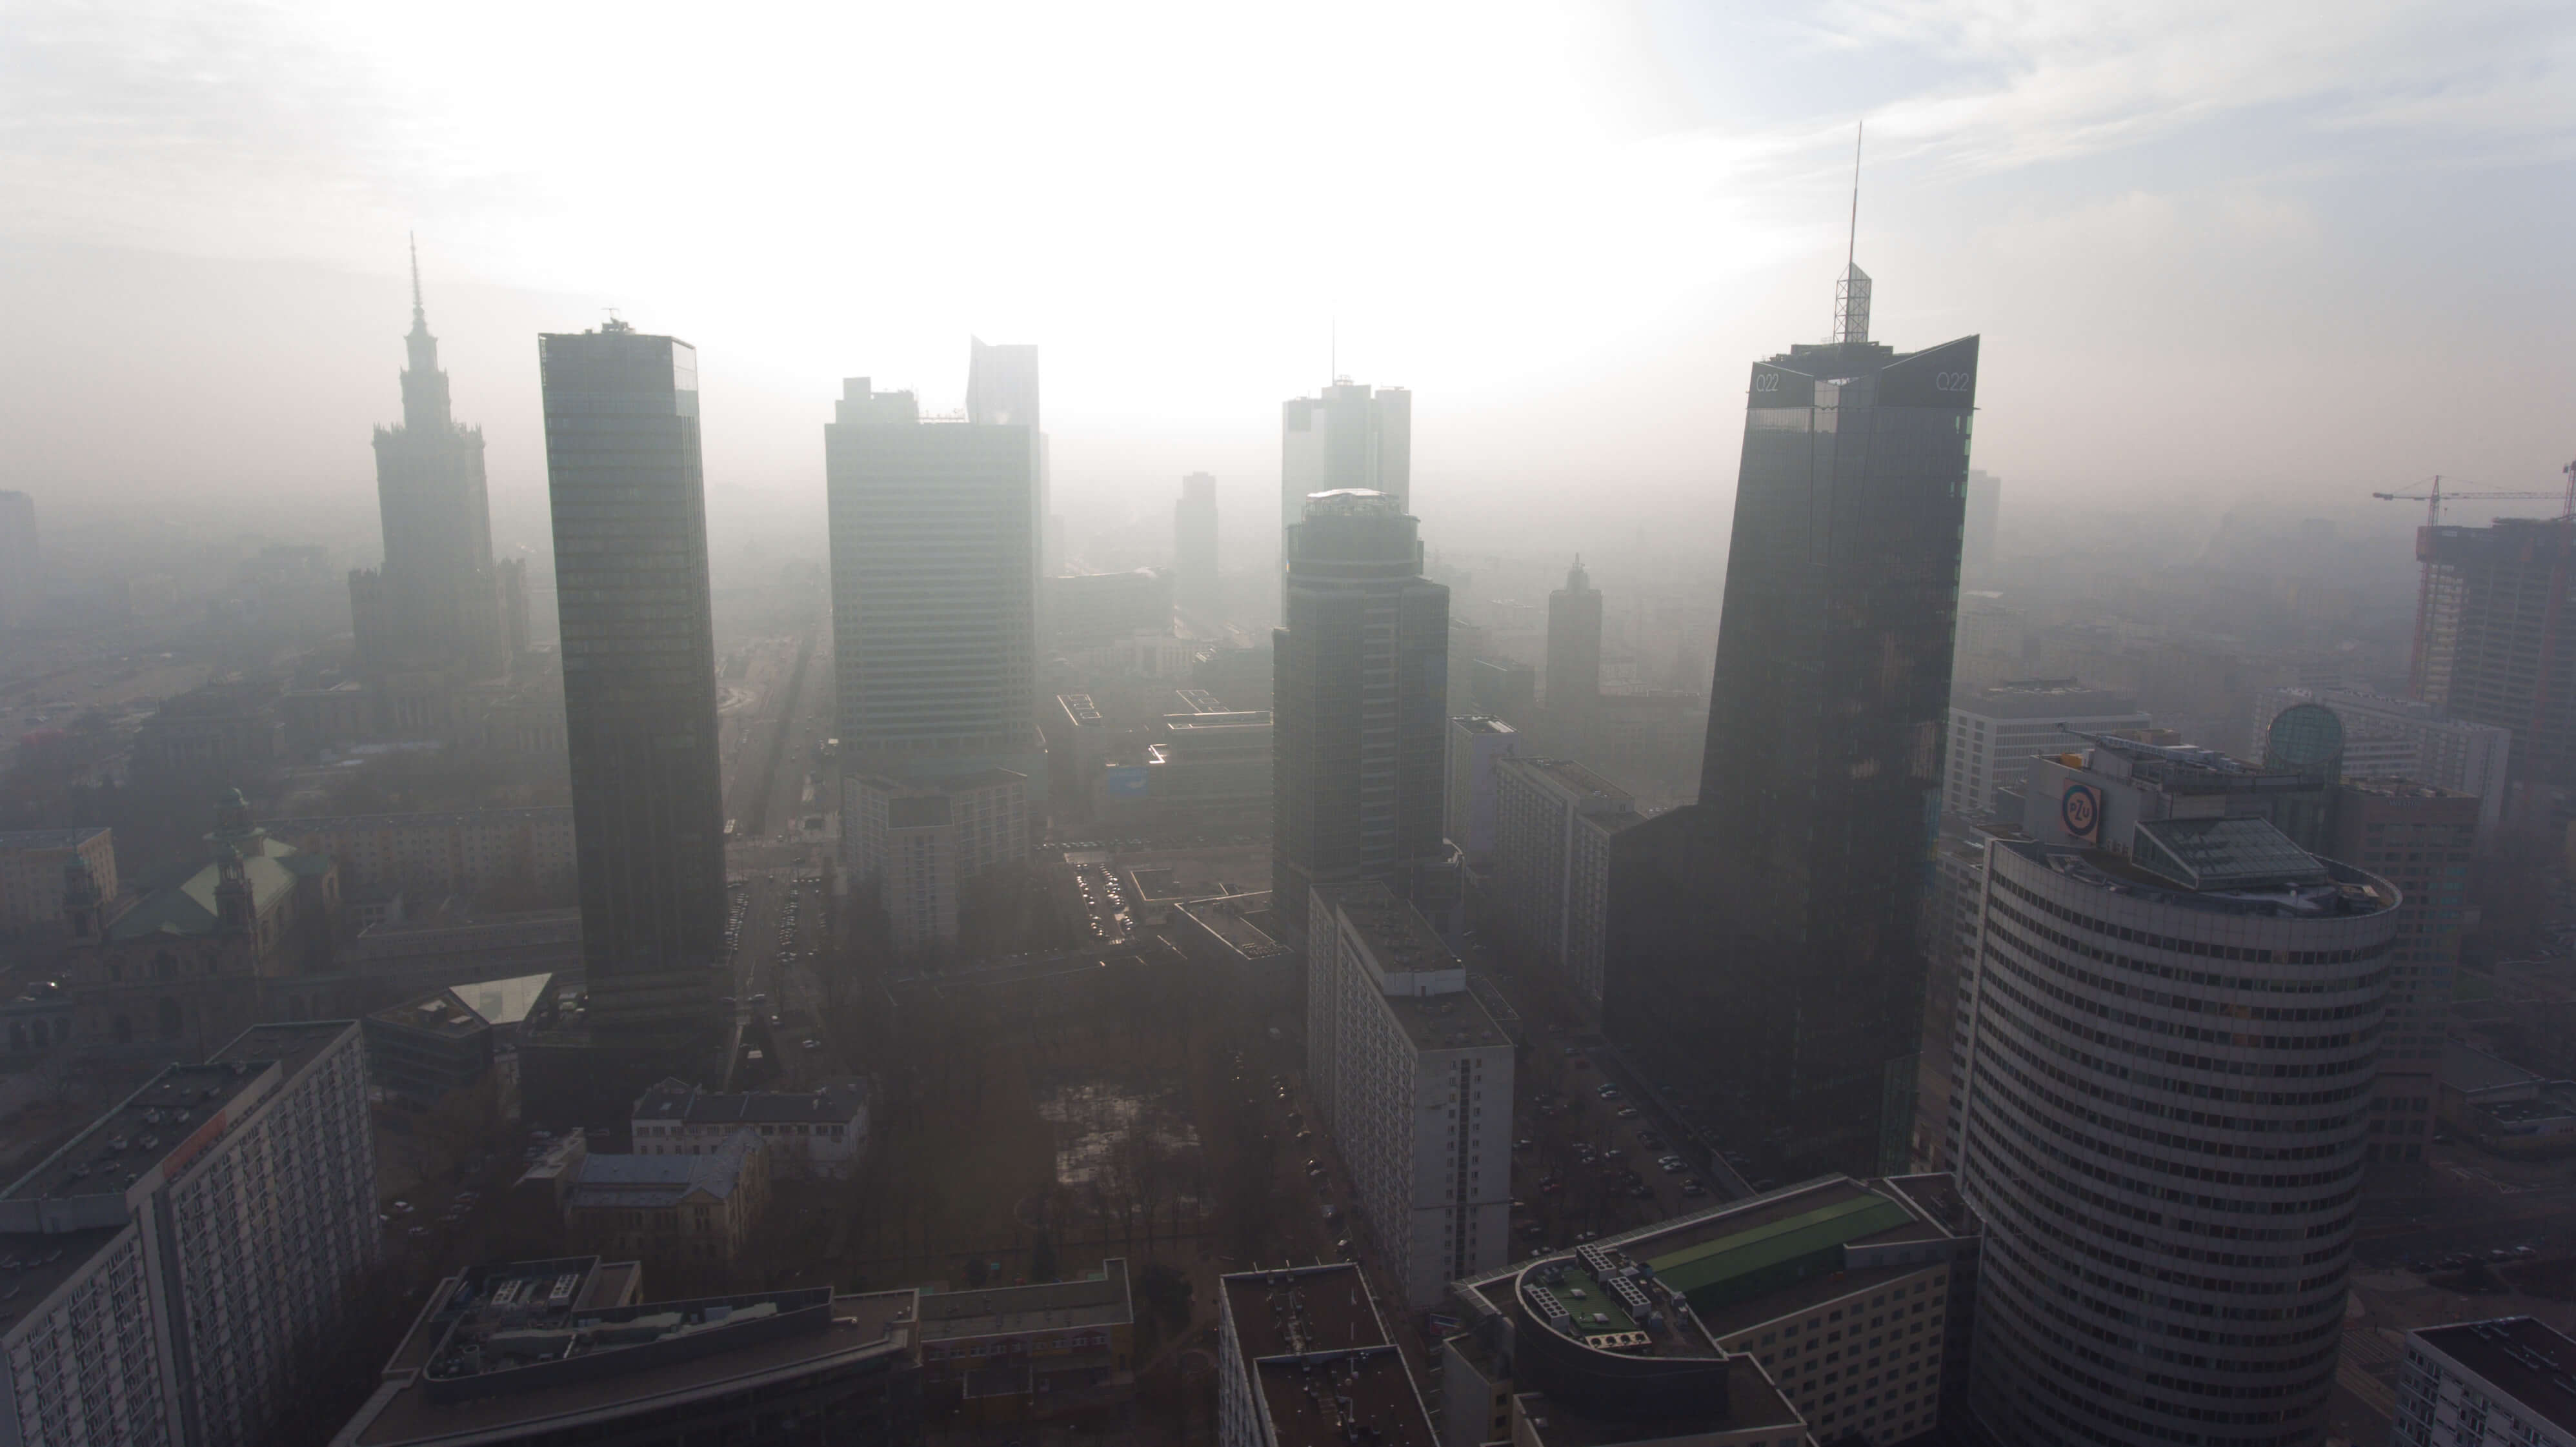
[
  {"xmin": 1627, "ymin": 1184, "xmax": 1653, "ymax": 1199},
  {"xmin": 802, "ymin": 1038, "xmax": 823, "ymax": 1051},
  {"xmin": 1598, "ymin": 1088, "xmax": 1624, "ymax": 1101},
  {"xmin": 1658, "ymin": 1159, "xmax": 1684, "ymax": 1173},
  {"xmin": 392, "ymin": 1200, "xmax": 414, "ymax": 1213},
  {"xmin": 1680, "ymin": 1182, "xmax": 1709, "ymax": 1197},
  {"xmin": 1615, "ymin": 1106, "xmax": 1640, "ymax": 1119},
  {"xmin": 749, "ymin": 993, "xmax": 768, "ymax": 1005},
  {"xmin": 1636, "ymin": 1131, "xmax": 1664, "ymax": 1149},
  {"xmin": 407, "ymin": 1226, "xmax": 430, "ymax": 1239},
  {"xmin": 719, "ymin": 995, "xmax": 736, "ymax": 1006},
  {"xmin": 1514, "ymin": 1137, "xmax": 1534, "ymax": 1151}
]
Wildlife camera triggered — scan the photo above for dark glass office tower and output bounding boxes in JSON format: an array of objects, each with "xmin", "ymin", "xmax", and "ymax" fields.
[
  {"xmin": 539, "ymin": 321, "xmax": 727, "ymax": 1048},
  {"xmin": 1604, "ymin": 299, "xmax": 1978, "ymax": 1179},
  {"xmin": 1544, "ymin": 557, "xmax": 1602, "ymax": 755},
  {"xmin": 1272, "ymin": 489, "xmax": 1449, "ymax": 953}
]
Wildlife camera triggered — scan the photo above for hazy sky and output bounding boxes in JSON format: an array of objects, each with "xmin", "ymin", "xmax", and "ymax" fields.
[{"xmin": 6, "ymin": 1, "xmax": 2571, "ymax": 560}]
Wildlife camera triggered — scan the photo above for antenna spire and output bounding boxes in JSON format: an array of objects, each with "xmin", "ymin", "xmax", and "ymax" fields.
[
  {"xmin": 408, "ymin": 232, "xmax": 425, "ymax": 325},
  {"xmin": 1832, "ymin": 121, "xmax": 1873, "ymax": 345}
]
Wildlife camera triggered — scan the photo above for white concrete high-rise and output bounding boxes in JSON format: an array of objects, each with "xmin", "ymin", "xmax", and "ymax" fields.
[
  {"xmin": 1304, "ymin": 882, "xmax": 1511, "ymax": 1309},
  {"xmin": 1955, "ymin": 742, "xmax": 2397, "ymax": 1447},
  {"xmin": 1944, "ymin": 679, "xmax": 2149, "ymax": 817},
  {"xmin": 825, "ymin": 371, "xmax": 1046, "ymax": 869},
  {"xmin": 1489, "ymin": 758, "xmax": 1638, "ymax": 1013},
  {"xmin": 1444, "ymin": 716, "xmax": 1518, "ymax": 867},
  {"xmin": 2253, "ymin": 685, "xmax": 2511, "ymax": 845}
]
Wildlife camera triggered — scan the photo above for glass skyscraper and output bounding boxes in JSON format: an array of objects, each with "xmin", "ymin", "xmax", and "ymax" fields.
[
  {"xmin": 1604, "ymin": 314, "xmax": 1980, "ymax": 1180},
  {"xmin": 538, "ymin": 321, "xmax": 727, "ymax": 1047}
]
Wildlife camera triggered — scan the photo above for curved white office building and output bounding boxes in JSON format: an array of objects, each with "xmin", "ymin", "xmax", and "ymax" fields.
[{"xmin": 1957, "ymin": 821, "xmax": 2396, "ymax": 1447}]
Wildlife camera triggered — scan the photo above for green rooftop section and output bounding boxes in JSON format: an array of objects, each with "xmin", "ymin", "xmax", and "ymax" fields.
[
  {"xmin": 1550, "ymin": 1265, "xmax": 1638, "ymax": 1337},
  {"xmin": 1647, "ymin": 1193, "xmax": 1915, "ymax": 1313}
]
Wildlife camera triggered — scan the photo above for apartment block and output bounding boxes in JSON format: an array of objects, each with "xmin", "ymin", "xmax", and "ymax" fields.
[{"xmin": 1489, "ymin": 758, "xmax": 1638, "ymax": 1013}]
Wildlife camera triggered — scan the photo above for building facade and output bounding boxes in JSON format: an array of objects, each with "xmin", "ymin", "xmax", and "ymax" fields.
[
  {"xmin": 825, "ymin": 374, "xmax": 1045, "ymax": 825},
  {"xmin": 1444, "ymin": 717, "xmax": 1518, "ymax": 868},
  {"xmin": 845, "ymin": 769, "xmax": 1030, "ymax": 951},
  {"xmin": 1607, "ymin": 279, "xmax": 1978, "ymax": 1180},
  {"xmin": 1542, "ymin": 560, "xmax": 1602, "ymax": 756},
  {"xmin": 1954, "ymin": 750, "xmax": 2397, "ymax": 1447},
  {"xmin": 2413, "ymin": 518, "xmax": 2576, "ymax": 789},
  {"xmin": 539, "ymin": 321, "xmax": 728, "ymax": 1049},
  {"xmin": 2336, "ymin": 778, "xmax": 2477, "ymax": 1163},
  {"xmin": 267, "ymin": 807, "xmax": 575, "ymax": 903},
  {"xmin": 1272, "ymin": 491, "xmax": 1449, "ymax": 953},
  {"xmin": 1305, "ymin": 884, "xmax": 1512, "ymax": 1308},
  {"xmin": 562, "ymin": 1129, "xmax": 770, "ymax": 1279},
  {"xmin": 1944, "ymin": 679, "xmax": 2149, "ymax": 818},
  {"xmin": 0, "ymin": 1021, "xmax": 379, "ymax": 1447},
  {"xmin": 1489, "ymin": 759, "xmax": 1637, "ymax": 1013},
  {"xmin": 915, "ymin": 1263, "xmax": 1136, "ymax": 1423},
  {"xmin": 2397, "ymin": 1318, "xmax": 2576, "ymax": 1447},
  {"xmin": 630, "ymin": 1077, "xmax": 869, "ymax": 1180}
]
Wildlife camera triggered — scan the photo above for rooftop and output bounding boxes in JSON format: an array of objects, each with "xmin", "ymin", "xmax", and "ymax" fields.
[
  {"xmin": 341, "ymin": 1257, "xmax": 918, "ymax": 1447},
  {"xmin": 1256, "ymin": 1350, "xmax": 1436, "ymax": 1447},
  {"xmin": 2130, "ymin": 816, "xmax": 2330, "ymax": 891},
  {"xmin": 2026, "ymin": 840, "xmax": 2395, "ymax": 919},
  {"xmin": 565, "ymin": 1131, "xmax": 761, "ymax": 1210},
  {"xmin": 1329, "ymin": 883, "xmax": 1463, "ymax": 987},
  {"xmin": 1451, "ymin": 716, "xmax": 1517, "ymax": 736},
  {"xmin": 1224, "ymin": 1263, "xmax": 1387, "ymax": 1359},
  {"xmin": 1504, "ymin": 758, "xmax": 1636, "ymax": 810},
  {"xmin": 268, "ymin": 807, "xmax": 570, "ymax": 832},
  {"xmin": 2415, "ymin": 1317, "xmax": 2576, "ymax": 1435},
  {"xmin": 1383, "ymin": 989, "xmax": 1509, "ymax": 1055},
  {"xmin": 1510, "ymin": 1364, "xmax": 1805, "ymax": 1447},
  {"xmin": 632, "ymin": 1077, "xmax": 867, "ymax": 1128},
  {"xmin": 1057, "ymin": 694, "xmax": 1105, "ymax": 727},
  {"xmin": 916, "ymin": 1259, "xmax": 1132, "ymax": 1341},
  {"xmin": 6, "ymin": 1057, "xmax": 274, "ymax": 1206},
  {"xmin": 373, "ymin": 974, "xmax": 558, "ymax": 1039}
]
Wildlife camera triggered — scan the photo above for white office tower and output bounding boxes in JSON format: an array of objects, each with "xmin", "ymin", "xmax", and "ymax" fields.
[
  {"xmin": 2397, "ymin": 1317, "xmax": 2576, "ymax": 1446},
  {"xmin": 1944, "ymin": 679, "xmax": 2149, "ymax": 817},
  {"xmin": 845, "ymin": 769, "xmax": 1031, "ymax": 951},
  {"xmin": 1305, "ymin": 883, "xmax": 1511, "ymax": 1308},
  {"xmin": 826, "ymin": 373, "xmax": 1045, "ymax": 902},
  {"xmin": 1444, "ymin": 717, "xmax": 1518, "ymax": 867},
  {"xmin": 1280, "ymin": 381, "xmax": 1411, "ymax": 573},
  {"xmin": 1489, "ymin": 758, "xmax": 1638, "ymax": 1013},
  {"xmin": 0, "ymin": 1022, "xmax": 377, "ymax": 1447},
  {"xmin": 1955, "ymin": 746, "xmax": 2397, "ymax": 1447},
  {"xmin": 2253, "ymin": 685, "xmax": 2511, "ymax": 845}
]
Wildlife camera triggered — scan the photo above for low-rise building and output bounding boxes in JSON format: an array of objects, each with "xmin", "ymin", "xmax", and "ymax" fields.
[
  {"xmin": 1306, "ymin": 884, "xmax": 1514, "ymax": 1308},
  {"xmin": 325, "ymin": 1256, "xmax": 923, "ymax": 1447},
  {"xmin": 1218, "ymin": 1262, "xmax": 1437, "ymax": 1447},
  {"xmin": 0, "ymin": 1020, "xmax": 379, "ymax": 1447},
  {"xmin": 914, "ymin": 1260, "xmax": 1134, "ymax": 1422},
  {"xmin": 561, "ymin": 1130, "xmax": 771, "ymax": 1280},
  {"xmin": 2397, "ymin": 1317, "xmax": 2576, "ymax": 1446},
  {"xmin": 1443, "ymin": 1175, "xmax": 1979, "ymax": 1447},
  {"xmin": 364, "ymin": 972, "xmax": 558, "ymax": 1105},
  {"xmin": 630, "ymin": 1077, "xmax": 869, "ymax": 1180},
  {"xmin": 267, "ymin": 807, "xmax": 576, "ymax": 903}
]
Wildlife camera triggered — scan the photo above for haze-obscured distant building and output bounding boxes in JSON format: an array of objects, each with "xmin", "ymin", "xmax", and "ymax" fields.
[
  {"xmin": 1280, "ymin": 380, "xmax": 1411, "ymax": 544},
  {"xmin": 1273, "ymin": 491, "xmax": 1449, "ymax": 953},
  {"xmin": 846, "ymin": 769, "xmax": 1030, "ymax": 952},
  {"xmin": 539, "ymin": 321, "xmax": 728, "ymax": 1052},
  {"xmin": 1542, "ymin": 559, "xmax": 1602, "ymax": 756},
  {"xmin": 1944, "ymin": 679, "xmax": 2148, "ymax": 817},
  {"xmin": 1176, "ymin": 472, "xmax": 1220, "ymax": 622},
  {"xmin": 1960, "ymin": 468, "xmax": 2001, "ymax": 580},
  {"xmin": 0, "ymin": 1022, "xmax": 377, "ymax": 1447},
  {"xmin": 267, "ymin": 807, "xmax": 575, "ymax": 902},
  {"xmin": 2413, "ymin": 517, "xmax": 2576, "ymax": 789},
  {"xmin": 1046, "ymin": 568, "xmax": 1174, "ymax": 649},
  {"xmin": 1467, "ymin": 658, "xmax": 1537, "ymax": 730},
  {"xmin": 825, "ymin": 373, "xmax": 1045, "ymax": 844},
  {"xmin": 1607, "ymin": 272, "xmax": 1978, "ymax": 1180},
  {"xmin": 630, "ymin": 1076, "xmax": 869, "ymax": 1180},
  {"xmin": 1304, "ymin": 884, "xmax": 1511, "ymax": 1308},
  {"xmin": 2254, "ymin": 684, "xmax": 2511, "ymax": 844},
  {"xmin": 0, "ymin": 490, "xmax": 35, "ymax": 628},
  {"xmin": 0, "ymin": 826, "xmax": 115, "ymax": 931}
]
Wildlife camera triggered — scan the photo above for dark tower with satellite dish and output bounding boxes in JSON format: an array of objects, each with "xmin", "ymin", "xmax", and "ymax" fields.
[{"xmin": 1604, "ymin": 126, "xmax": 1981, "ymax": 1179}]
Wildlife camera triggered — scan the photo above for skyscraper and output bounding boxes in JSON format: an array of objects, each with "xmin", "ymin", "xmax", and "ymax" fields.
[
  {"xmin": 1271, "ymin": 489, "xmax": 1449, "ymax": 953},
  {"xmin": 0, "ymin": 490, "xmax": 34, "ymax": 629},
  {"xmin": 538, "ymin": 320, "xmax": 727, "ymax": 1047},
  {"xmin": 1175, "ymin": 472, "xmax": 1220, "ymax": 622},
  {"xmin": 2408, "ymin": 514, "xmax": 2574, "ymax": 787},
  {"xmin": 1604, "ymin": 268, "xmax": 1978, "ymax": 1179},
  {"xmin": 825, "ymin": 371, "xmax": 1044, "ymax": 898},
  {"xmin": 352, "ymin": 243, "xmax": 519, "ymax": 680},
  {"xmin": 1956, "ymin": 744, "xmax": 2395, "ymax": 1447},
  {"xmin": 968, "ymin": 337, "xmax": 1052, "ymax": 574},
  {"xmin": 1543, "ymin": 557, "xmax": 1602, "ymax": 755},
  {"xmin": 1959, "ymin": 467, "xmax": 2001, "ymax": 581},
  {"xmin": 1280, "ymin": 381, "xmax": 1411, "ymax": 579}
]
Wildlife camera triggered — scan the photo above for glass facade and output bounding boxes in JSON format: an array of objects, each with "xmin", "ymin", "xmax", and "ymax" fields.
[
  {"xmin": 539, "ymin": 324, "xmax": 727, "ymax": 1047},
  {"xmin": 1605, "ymin": 334, "xmax": 1977, "ymax": 1179}
]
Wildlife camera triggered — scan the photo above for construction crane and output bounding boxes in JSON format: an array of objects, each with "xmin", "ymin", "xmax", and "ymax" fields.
[{"xmin": 2371, "ymin": 472, "xmax": 2576, "ymax": 526}]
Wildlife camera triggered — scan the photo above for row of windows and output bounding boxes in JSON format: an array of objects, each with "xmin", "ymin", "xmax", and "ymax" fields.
[
  {"xmin": 1978, "ymin": 952, "xmax": 2376, "ymax": 1084},
  {"xmin": 1989, "ymin": 898, "xmax": 2384, "ymax": 1020},
  {"xmin": 1993, "ymin": 869, "xmax": 2390, "ymax": 971}
]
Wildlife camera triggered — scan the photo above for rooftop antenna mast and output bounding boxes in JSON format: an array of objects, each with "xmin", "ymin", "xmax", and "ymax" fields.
[
  {"xmin": 1833, "ymin": 121, "xmax": 1873, "ymax": 345},
  {"xmin": 408, "ymin": 231, "xmax": 425, "ymax": 325}
]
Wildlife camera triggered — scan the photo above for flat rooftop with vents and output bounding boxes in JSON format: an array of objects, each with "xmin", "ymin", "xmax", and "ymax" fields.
[{"xmin": 1222, "ymin": 1263, "xmax": 1438, "ymax": 1447}]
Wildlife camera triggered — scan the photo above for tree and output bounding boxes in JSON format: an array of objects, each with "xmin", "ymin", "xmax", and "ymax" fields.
[{"xmin": 1030, "ymin": 1229, "xmax": 1059, "ymax": 1284}]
